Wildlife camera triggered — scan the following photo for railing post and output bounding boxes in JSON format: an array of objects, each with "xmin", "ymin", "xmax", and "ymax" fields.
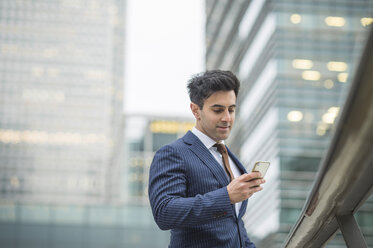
[{"xmin": 336, "ymin": 213, "xmax": 367, "ymax": 248}]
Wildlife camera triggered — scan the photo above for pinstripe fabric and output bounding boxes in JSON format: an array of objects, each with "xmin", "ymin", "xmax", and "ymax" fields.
[{"xmin": 148, "ymin": 131, "xmax": 256, "ymax": 248}]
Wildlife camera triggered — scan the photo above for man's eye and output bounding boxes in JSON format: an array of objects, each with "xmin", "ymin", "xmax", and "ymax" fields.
[
  {"xmin": 213, "ymin": 109, "xmax": 223, "ymax": 113},
  {"xmin": 229, "ymin": 109, "xmax": 235, "ymax": 113}
]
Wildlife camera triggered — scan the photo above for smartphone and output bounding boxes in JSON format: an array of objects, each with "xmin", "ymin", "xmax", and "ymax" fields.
[{"xmin": 251, "ymin": 161, "xmax": 270, "ymax": 178}]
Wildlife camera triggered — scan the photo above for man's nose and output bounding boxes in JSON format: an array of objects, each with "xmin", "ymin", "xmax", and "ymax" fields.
[{"xmin": 221, "ymin": 110, "xmax": 231, "ymax": 122}]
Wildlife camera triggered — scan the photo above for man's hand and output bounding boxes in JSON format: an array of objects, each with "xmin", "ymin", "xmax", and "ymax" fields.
[{"xmin": 227, "ymin": 172, "xmax": 266, "ymax": 204}]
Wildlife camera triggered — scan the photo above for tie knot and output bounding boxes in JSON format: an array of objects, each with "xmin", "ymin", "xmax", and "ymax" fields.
[{"xmin": 214, "ymin": 143, "xmax": 227, "ymax": 154}]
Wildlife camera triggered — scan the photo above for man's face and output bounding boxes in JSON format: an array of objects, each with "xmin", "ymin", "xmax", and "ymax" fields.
[{"xmin": 191, "ymin": 90, "xmax": 236, "ymax": 142}]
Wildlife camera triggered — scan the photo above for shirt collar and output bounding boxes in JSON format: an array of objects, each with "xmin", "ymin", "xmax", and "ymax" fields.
[{"xmin": 191, "ymin": 127, "xmax": 224, "ymax": 149}]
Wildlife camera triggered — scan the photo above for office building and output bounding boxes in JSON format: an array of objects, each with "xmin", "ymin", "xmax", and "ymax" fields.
[
  {"xmin": 0, "ymin": 105, "xmax": 193, "ymax": 247},
  {"xmin": 0, "ymin": 0, "xmax": 131, "ymax": 247},
  {"xmin": 0, "ymin": 0, "xmax": 125, "ymax": 204},
  {"xmin": 205, "ymin": 0, "xmax": 373, "ymax": 247},
  {"xmin": 0, "ymin": 1, "xmax": 198, "ymax": 246}
]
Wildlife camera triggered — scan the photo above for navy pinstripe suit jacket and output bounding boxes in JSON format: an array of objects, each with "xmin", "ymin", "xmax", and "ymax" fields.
[{"xmin": 148, "ymin": 131, "xmax": 256, "ymax": 248}]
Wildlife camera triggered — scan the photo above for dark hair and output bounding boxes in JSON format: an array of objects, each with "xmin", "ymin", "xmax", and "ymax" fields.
[{"xmin": 187, "ymin": 70, "xmax": 240, "ymax": 109}]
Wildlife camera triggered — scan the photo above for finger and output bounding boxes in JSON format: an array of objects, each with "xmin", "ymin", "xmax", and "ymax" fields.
[
  {"xmin": 246, "ymin": 178, "xmax": 265, "ymax": 187},
  {"xmin": 241, "ymin": 172, "xmax": 262, "ymax": 181},
  {"xmin": 249, "ymin": 186, "xmax": 263, "ymax": 192}
]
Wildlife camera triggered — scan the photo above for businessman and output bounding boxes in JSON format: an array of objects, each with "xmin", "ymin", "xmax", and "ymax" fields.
[{"xmin": 148, "ymin": 70, "xmax": 266, "ymax": 247}]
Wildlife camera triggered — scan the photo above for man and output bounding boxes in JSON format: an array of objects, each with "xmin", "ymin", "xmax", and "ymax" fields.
[{"xmin": 148, "ymin": 70, "xmax": 266, "ymax": 247}]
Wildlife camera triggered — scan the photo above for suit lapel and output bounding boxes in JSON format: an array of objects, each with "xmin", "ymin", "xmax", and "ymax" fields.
[
  {"xmin": 183, "ymin": 131, "xmax": 229, "ymax": 186},
  {"xmin": 227, "ymin": 148, "xmax": 247, "ymax": 174},
  {"xmin": 227, "ymin": 147, "xmax": 248, "ymax": 217}
]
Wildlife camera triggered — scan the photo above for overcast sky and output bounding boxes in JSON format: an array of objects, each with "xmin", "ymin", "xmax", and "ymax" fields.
[{"xmin": 124, "ymin": 0, "xmax": 205, "ymax": 118}]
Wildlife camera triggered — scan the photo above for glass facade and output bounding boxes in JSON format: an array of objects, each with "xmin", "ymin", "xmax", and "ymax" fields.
[
  {"xmin": 0, "ymin": 112, "xmax": 195, "ymax": 247},
  {"xmin": 0, "ymin": 203, "xmax": 164, "ymax": 248},
  {"xmin": 0, "ymin": 0, "xmax": 125, "ymax": 205},
  {"xmin": 0, "ymin": 1, "xmax": 197, "ymax": 246},
  {"xmin": 0, "ymin": 1, "xmax": 173, "ymax": 247},
  {"xmin": 205, "ymin": 0, "xmax": 373, "ymax": 247},
  {"xmin": 0, "ymin": 0, "xmax": 194, "ymax": 248}
]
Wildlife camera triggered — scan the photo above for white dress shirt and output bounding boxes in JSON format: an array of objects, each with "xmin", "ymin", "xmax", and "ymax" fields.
[{"xmin": 191, "ymin": 127, "xmax": 243, "ymax": 216}]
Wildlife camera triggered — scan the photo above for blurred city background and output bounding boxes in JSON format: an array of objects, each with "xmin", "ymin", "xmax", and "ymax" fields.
[{"xmin": 0, "ymin": 0, "xmax": 372, "ymax": 247}]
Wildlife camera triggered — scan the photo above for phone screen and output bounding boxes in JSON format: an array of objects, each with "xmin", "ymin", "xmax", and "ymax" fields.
[{"xmin": 251, "ymin": 161, "xmax": 270, "ymax": 178}]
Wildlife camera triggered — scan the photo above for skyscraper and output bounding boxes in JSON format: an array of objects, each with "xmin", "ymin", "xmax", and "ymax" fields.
[
  {"xmin": 0, "ymin": 1, "xmax": 129, "ymax": 247},
  {"xmin": 205, "ymin": 0, "xmax": 373, "ymax": 246},
  {"xmin": 0, "ymin": 2, "xmax": 203, "ymax": 247},
  {"xmin": 0, "ymin": 0, "xmax": 125, "ymax": 204}
]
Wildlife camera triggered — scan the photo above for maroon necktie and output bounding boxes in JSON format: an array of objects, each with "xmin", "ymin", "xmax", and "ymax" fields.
[{"xmin": 214, "ymin": 143, "xmax": 234, "ymax": 182}]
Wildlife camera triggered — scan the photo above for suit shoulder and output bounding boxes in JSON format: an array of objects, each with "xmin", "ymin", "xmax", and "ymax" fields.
[{"xmin": 151, "ymin": 137, "xmax": 189, "ymax": 169}]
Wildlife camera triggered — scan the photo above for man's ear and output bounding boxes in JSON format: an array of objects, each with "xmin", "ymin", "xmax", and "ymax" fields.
[{"xmin": 190, "ymin": 103, "xmax": 201, "ymax": 120}]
